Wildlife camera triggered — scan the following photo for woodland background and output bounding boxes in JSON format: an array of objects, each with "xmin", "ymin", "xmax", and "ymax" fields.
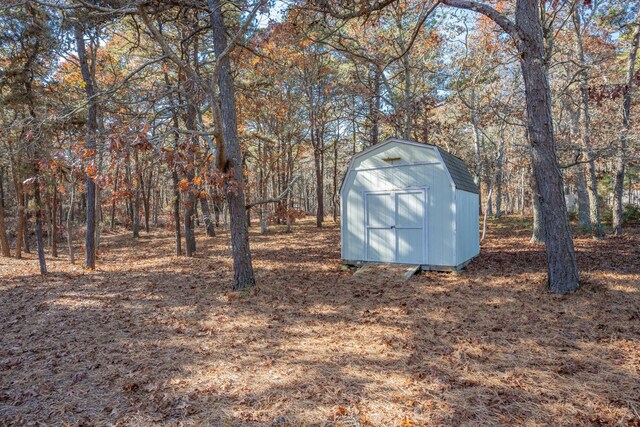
[
  {"xmin": 0, "ymin": 0, "xmax": 639, "ymax": 272},
  {"xmin": 1, "ymin": 1, "xmax": 640, "ymax": 425}
]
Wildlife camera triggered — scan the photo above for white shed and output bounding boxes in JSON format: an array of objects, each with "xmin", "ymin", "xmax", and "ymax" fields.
[{"xmin": 340, "ymin": 138, "xmax": 480, "ymax": 271}]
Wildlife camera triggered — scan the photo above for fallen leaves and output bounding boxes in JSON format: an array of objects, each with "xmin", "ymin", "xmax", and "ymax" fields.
[{"xmin": 0, "ymin": 218, "xmax": 639, "ymax": 425}]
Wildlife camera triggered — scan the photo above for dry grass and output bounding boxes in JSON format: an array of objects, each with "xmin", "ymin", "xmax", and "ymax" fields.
[{"xmin": 1, "ymin": 217, "xmax": 639, "ymax": 426}]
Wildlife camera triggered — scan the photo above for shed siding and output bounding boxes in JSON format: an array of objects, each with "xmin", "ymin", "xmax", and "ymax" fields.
[
  {"xmin": 455, "ymin": 190, "xmax": 480, "ymax": 265},
  {"xmin": 341, "ymin": 141, "xmax": 456, "ymax": 266},
  {"xmin": 351, "ymin": 141, "xmax": 441, "ymax": 170}
]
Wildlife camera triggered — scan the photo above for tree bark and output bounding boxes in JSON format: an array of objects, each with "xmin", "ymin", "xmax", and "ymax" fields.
[
  {"xmin": 111, "ymin": 165, "xmax": 119, "ymax": 231},
  {"xmin": 183, "ymin": 103, "xmax": 198, "ymax": 257},
  {"xmin": 133, "ymin": 149, "xmax": 141, "ymax": 239},
  {"xmin": 530, "ymin": 174, "xmax": 545, "ymax": 243},
  {"xmin": 162, "ymin": 58, "xmax": 182, "ymax": 256},
  {"xmin": 573, "ymin": 9, "xmax": 603, "ymax": 239},
  {"xmin": 613, "ymin": 5, "xmax": 640, "ymax": 236},
  {"xmin": 74, "ymin": 23, "xmax": 97, "ymax": 269},
  {"xmin": 209, "ymin": 0, "xmax": 256, "ymax": 289},
  {"xmin": 33, "ymin": 179, "xmax": 47, "ymax": 275},
  {"xmin": 0, "ymin": 167, "xmax": 10, "ymax": 257},
  {"xmin": 516, "ymin": 0, "xmax": 579, "ymax": 292},
  {"xmin": 67, "ymin": 185, "xmax": 75, "ymax": 264},
  {"xmin": 200, "ymin": 195, "xmax": 216, "ymax": 237},
  {"xmin": 23, "ymin": 193, "xmax": 30, "ymax": 253},
  {"xmin": 313, "ymin": 144, "xmax": 324, "ymax": 228},
  {"xmin": 576, "ymin": 167, "xmax": 591, "ymax": 230},
  {"xmin": 51, "ymin": 180, "xmax": 58, "ymax": 257}
]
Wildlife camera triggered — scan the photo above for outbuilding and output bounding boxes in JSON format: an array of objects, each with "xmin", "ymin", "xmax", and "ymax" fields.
[{"xmin": 340, "ymin": 138, "xmax": 480, "ymax": 271}]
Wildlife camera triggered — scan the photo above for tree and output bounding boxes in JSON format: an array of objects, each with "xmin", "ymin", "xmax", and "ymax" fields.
[
  {"xmin": 612, "ymin": 3, "xmax": 640, "ymax": 236},
  {"xmin": 74, "ymin": 20, "xmax": 98, "ymax": 270},
  {"xmin": 208, "ymin": 0, "xmax": 260, "ymax": 288},
  {"xmin": 439, "ymin": 0, "xmax": 580, "ymax": 293}
]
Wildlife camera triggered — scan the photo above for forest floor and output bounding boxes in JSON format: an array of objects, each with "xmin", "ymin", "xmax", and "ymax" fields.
[{"xmin": 1, "ymin": 217, "xmax": 639, "ymax": 427}]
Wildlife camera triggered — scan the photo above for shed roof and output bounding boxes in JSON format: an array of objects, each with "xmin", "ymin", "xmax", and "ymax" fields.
[
  {"xmin": 437, "ymin": 149, "xmax": 479, "ymax": 194},
  {"xmin": 341, "ymin": 138, "xmax": 479, "ymax": 195}
]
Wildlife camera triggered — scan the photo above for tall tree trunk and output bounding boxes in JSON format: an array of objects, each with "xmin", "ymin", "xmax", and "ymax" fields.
[
  {"xmin": 142, "ymin": 168, "xmax": 152, "ymax": 232},
  {"xmin": 162, "ymin": 58, "xmax": 183, "ymax": 256},
  {"xmin": 494, "ymin": 134, "xmax": 505, "ymax": 218},
  {"xmin": 33, "ymin": 179, "xmax": 47, "ymax": 275},
  {"xmin": 314, "ymin": 145, "xmax": 324, "ymax": 228},
  {"xmin": 209, "ymin": 0, "xmax": 256, "ymax": 289},
  {"xmin": 15, "ymin": 182, "xmax": 24, "ymax": 259},
  {"xmin": 576, "ymin": 168, "xmax": 591, "ymax": 230},
  {"xmin": 67, "ymin": 185, "xmax": 75, "ymax": 264},
  {"xmin": 213, "ymin": 191, "xmax": 221, "ymax": 227},
  {"xmin": 200, "ymin": 195, "xmax": 216, "ymax": 237},
  {"xmin": 369, "ymin": 66, "xmax": 381, "ymax": 146},
  {"xmin": 530, "ymin": 174, "xmax": 546, "ymax": 243},
  {"xmin": 0, "ymin": 167, "xmax": 10, "ymax": 257},
  {"xmin": 183, "ymin": 103, "xmax": 197, "ymax": 257},
  {"xmin": 613, "ymin": 6, "xmax": 640, "ymax": 236},
  {"xmin": 133, "ymin": 149, "xmax": 141, "ymax": 239},
  {"xmin": 23, "ymin": 193, "xmax": 30, "ymax": 254},
  {"xmin": 443, "ymin": 0, "xmax": 579, "ymax": 294},
  {"xmin": 51, "ymin": 180, "xmax": 58, "ymax": 257},
  {"xmin": 402, "ymin": 55, "xmax": 412, "ymax": 139},
  {"xmin": 470, "ymin": 88, "xmax": 484, "ymax": 214},
  {"xmin": 332, "ymin": 131, "xmax": 339, "ymax": 223},
  {"xmin": 172, "ymin": 169, "xmax": 182, "ymax": 256},
  {"xmin": 516, "ymin": 0, "xmax": 578, "ymax": 292},
  {"xmin": 74, "ymin": 23, "xmax": 97, "ymax": 269},
  {"xmin": 111, "ymin": 165, "xmax": 119, "ymax": 231},
  {"xmin": 573, "ymin": 9, "xmax": 603, "ymax": 239}
]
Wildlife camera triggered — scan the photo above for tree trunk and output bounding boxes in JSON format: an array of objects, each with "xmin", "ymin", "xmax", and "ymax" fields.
[
  {"xmin": 162, "ymin": 58, "xmax": 183, "ymax": 256},
  {"xmin": 183, "ymin": 103, "xmax": 198, "ymax": 257},
  {"xmin": 74, "ymin": 23, "xmax": 97, "ymax": 270},
  {"xmin": 576, "ymin": 168, "xmax": 591, "ymax": 230},
  {"xmin": 51, "ymin": 181, "xmax": 58, "ymax": 257},
  {"xmin": 402, "ymin": 55, "xmax": 412, "ymax": 139},
  {"xmin": 23, "ymin": 193, "xmax": 30, "ymax": 254},
  {"xmin": 111, "ymin": 165, "xmax": 119, "ymax": 231},
  {"xmin": 332, "ymin": 131, "xmax": 339, "ymax": 223},
  {"xmin": 530, "ymin": 174, "xmax": 545, "ymax": 243},
  {"xmin": 209, "ymin": 0, "xmax": 256, "ymax": 289},
  {"xmin": 200, "ymin": 195, "xmax": 216, "ymax": 237},
  {"xmin": 144, "ymin": 169, "xmax": 152, "ymax": 232},
  {"xmin": 15, "ymin": 182, "xmax": 24, "ymax": 259},
  {"xmin": 573, "ymin": 9, "xmax": 603, "ymax": 239},
  {"xmin": 516, "ymin": 0, "xmax": 578, "ymax": 292},
  {"xmin": 67, "ymin": 185, "xmax": 75, "ymax": 264},
  {"xmin": 0, "ymin": 167, "xmax": 10, "ymax": 257},
  {"xmin": 184, "ymin": 189, "xmax": 196, "ymax": 256},
  {"xmin": 133, "ymin": 149, "xmax": 141, "ymax": 239},
  {"xmin": 442, "ymin": 0, "xmax": 579, "ymax": 293},
  {"xmin": 33, "ymin": 179, "xmax": 47, "ymax": 275},
  {"xmin": 172, "ymin": 169, "xmax": 182, "ymax": 256},
  {"xmin": 613, "ymin": 5, "xmax": 640, "ymax": 236},
  {"xmin": 314, "ymin": 146, "xmax": 324, "ymax": 228},
  {"xmin": 494, "ymin": 134, "xmax": 505, "ymax": 218}
]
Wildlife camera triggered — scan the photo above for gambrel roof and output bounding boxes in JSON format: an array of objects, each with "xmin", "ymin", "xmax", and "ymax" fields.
[
  {"xmin": 342, "ymin": 138, "xmax": 479, "ymax": 194},
  {"xmin": 437, "ymin": 149, "xmax": 479, "ymax": 194}
]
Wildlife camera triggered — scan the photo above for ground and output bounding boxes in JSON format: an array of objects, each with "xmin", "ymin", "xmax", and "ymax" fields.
[{"xmin": 0, "ymin": 218, "xmax": 639, "ymax": 427}]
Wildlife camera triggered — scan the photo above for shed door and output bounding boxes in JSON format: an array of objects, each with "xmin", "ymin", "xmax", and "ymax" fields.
[
  {"xmin": 395, "ymin": 190, "xmax": 425, "ymax": 264},
  {"xmin": 365, "ymin": 189, "xmax": 426, "ymax": 264},
  {"xmin": 365, "ymin": 192, "xmax": 395, "ymax": 262}
]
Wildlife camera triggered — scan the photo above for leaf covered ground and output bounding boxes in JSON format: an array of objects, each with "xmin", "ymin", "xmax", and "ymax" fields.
[{"xmin": 1, "ymin": 218, "xmax": 639, "ymax": 426}]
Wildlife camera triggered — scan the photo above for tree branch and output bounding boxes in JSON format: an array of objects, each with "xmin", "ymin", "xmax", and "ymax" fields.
[
  {"xmin": 440, "ymin": 0, "xmax": 521, "ymax": 41},
  {"xmin": 246, "ymin": 176, "xmax": 301, "ymax": 208}
]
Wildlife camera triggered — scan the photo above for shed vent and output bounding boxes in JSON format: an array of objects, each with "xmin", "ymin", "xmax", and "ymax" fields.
[{"xmin": 383, "ymin": 157, "xmax": 402, "ymax": 164}]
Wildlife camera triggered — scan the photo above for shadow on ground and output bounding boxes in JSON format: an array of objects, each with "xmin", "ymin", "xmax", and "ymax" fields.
[{"xmin": 1, "ymin": 218, "xmax": 639, "ymax": 426}]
